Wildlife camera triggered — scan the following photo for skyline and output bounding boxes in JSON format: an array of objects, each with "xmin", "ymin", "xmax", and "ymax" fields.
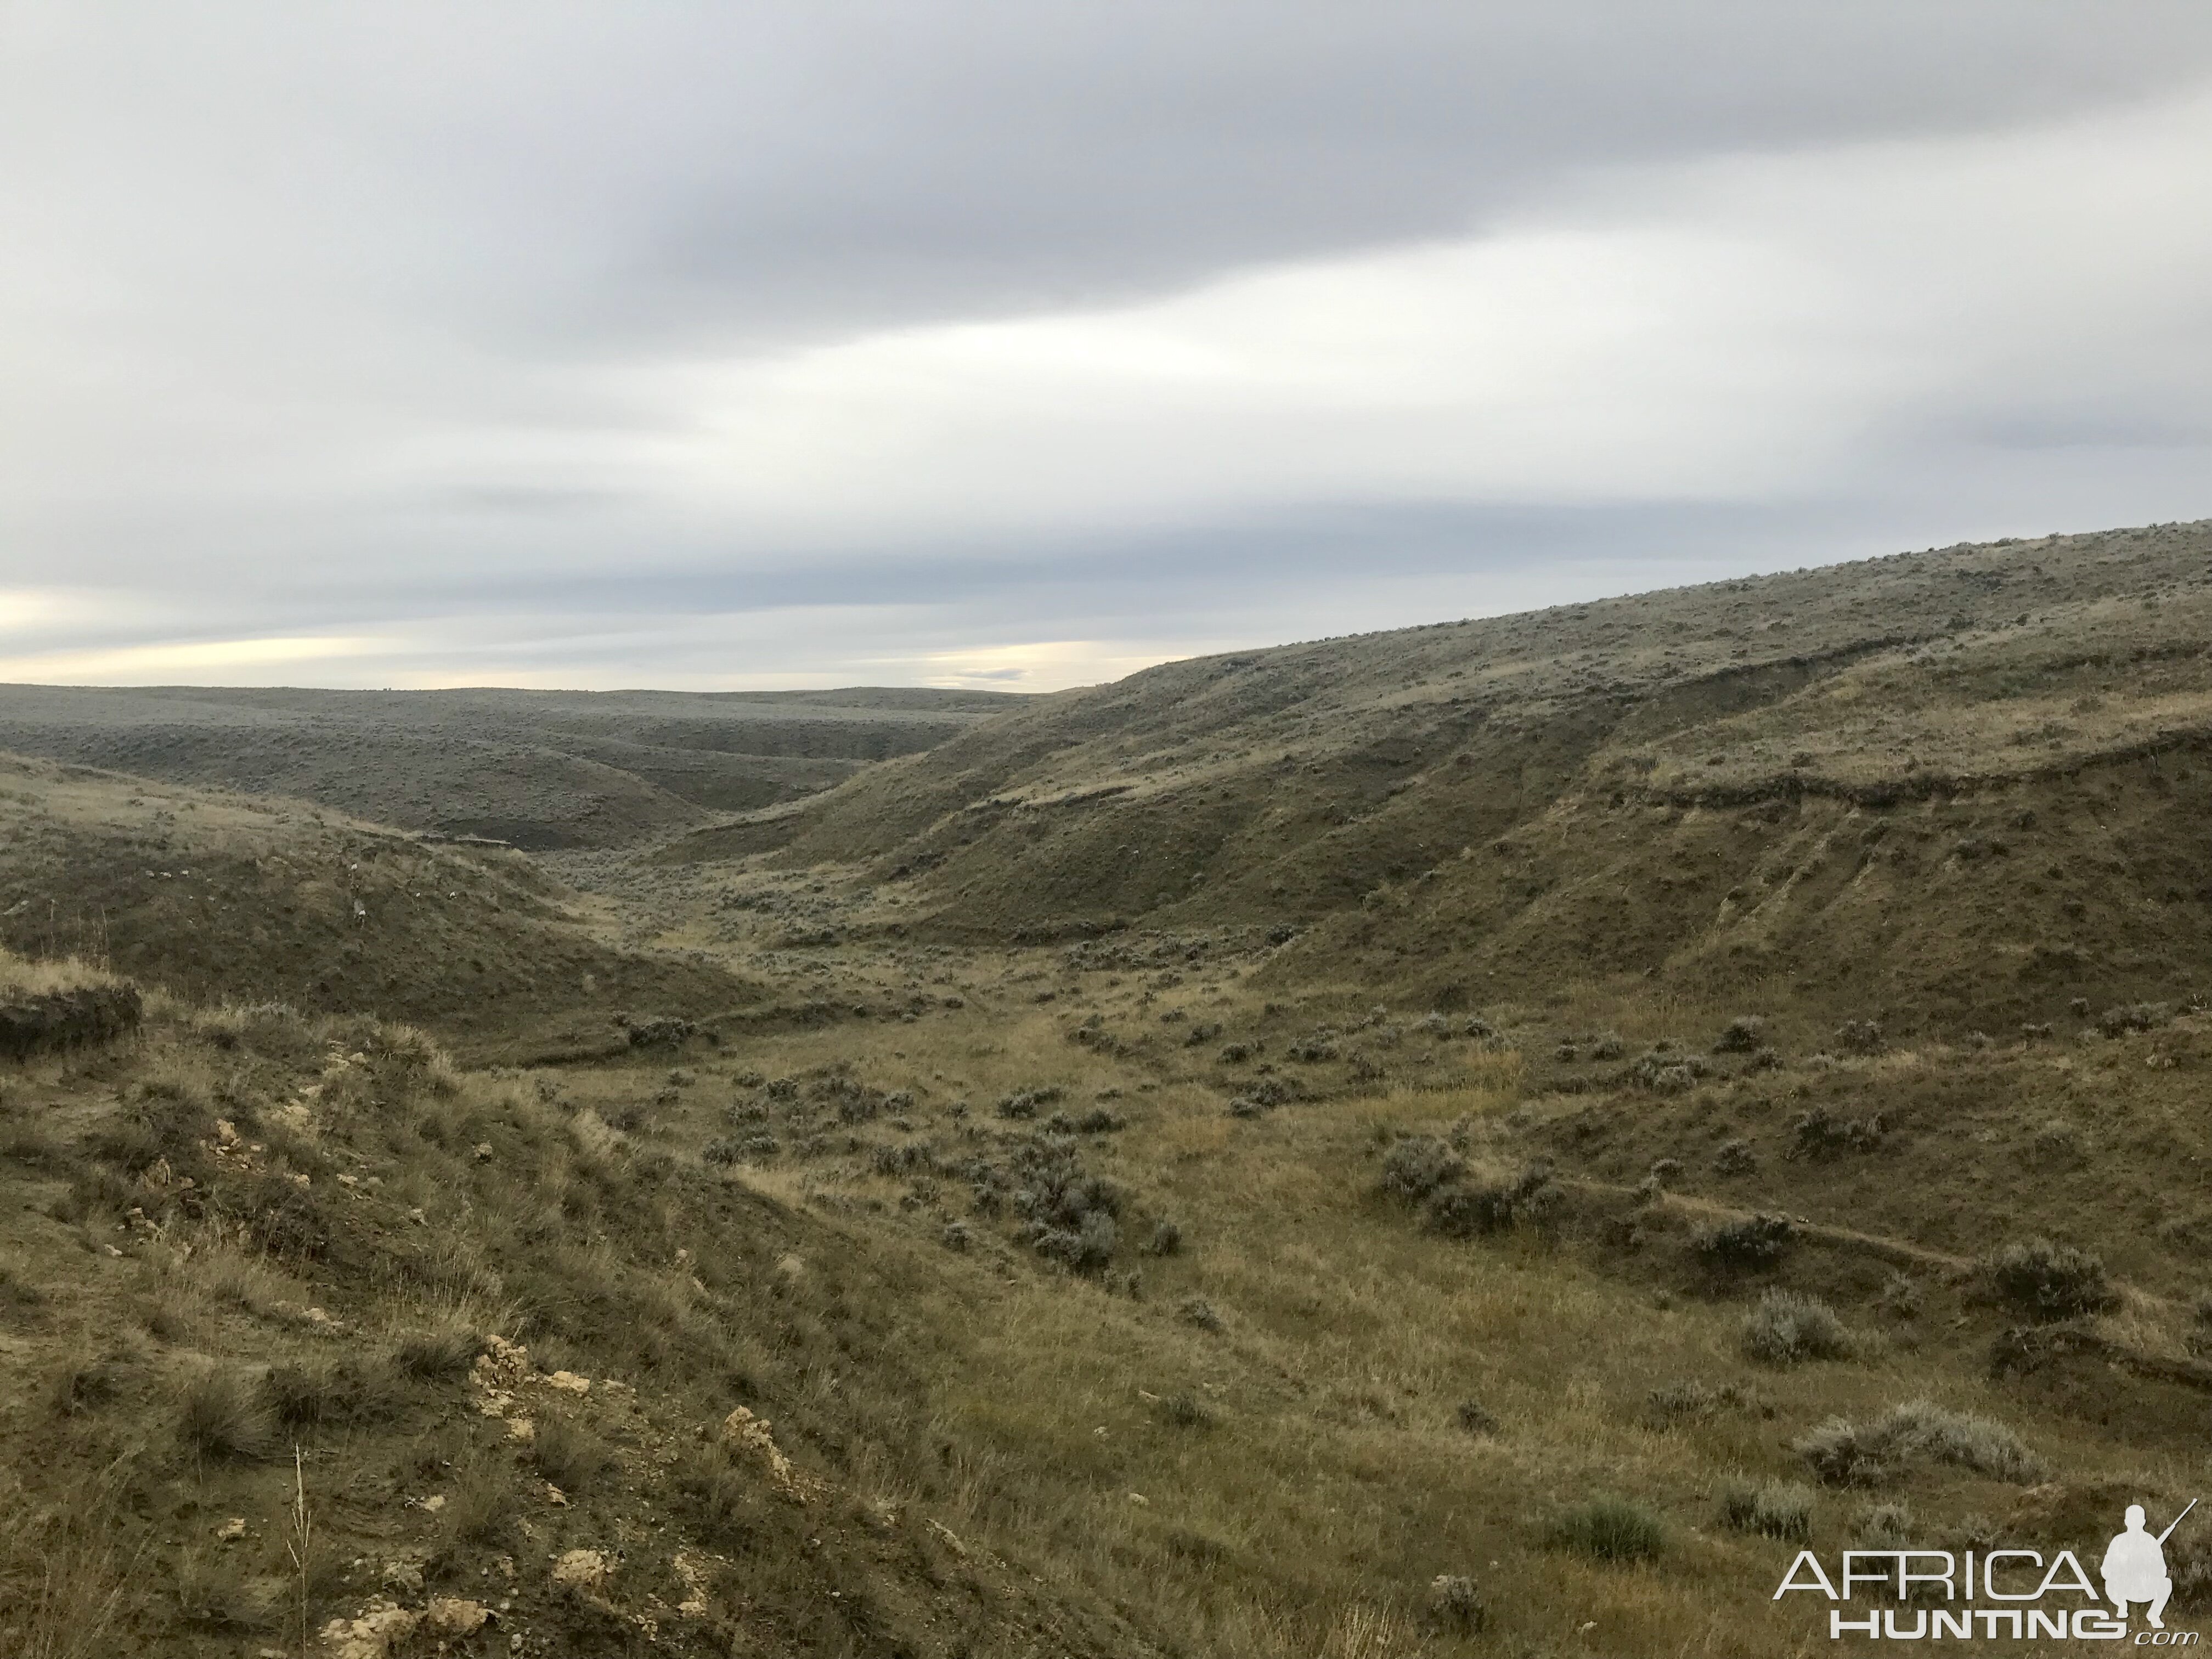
[{"xmin": 5, "ymin": 3, "xmax": 2210, "ymax": 691}]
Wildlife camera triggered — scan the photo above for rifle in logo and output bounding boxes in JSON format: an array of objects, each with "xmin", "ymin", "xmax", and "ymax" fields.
[{"xmin": 2104, "ymin": 1499, "xmax": 2197, "ymax": 1630}]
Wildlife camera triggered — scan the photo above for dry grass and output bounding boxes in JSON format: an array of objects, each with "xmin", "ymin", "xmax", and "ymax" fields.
[{"xmin": 0, "ymin": 947, "xmax": 117, "ymax": 998}]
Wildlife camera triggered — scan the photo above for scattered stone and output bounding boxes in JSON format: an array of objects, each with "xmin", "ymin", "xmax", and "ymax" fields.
[
  {"xmin": 319, "ymin": 1603, "xmax": 420, "ymax": 1659},
  {"xmin": 720, "ymin": 1406, "xmax": 817, "ymax": 1501},
  {"xmin": 423, "ymin": 1597, "xmax": 489, "ymax": 1636},
  {"xmin": 551, "ymin": 1548, "xmax": 616, "ymax": 1592}
]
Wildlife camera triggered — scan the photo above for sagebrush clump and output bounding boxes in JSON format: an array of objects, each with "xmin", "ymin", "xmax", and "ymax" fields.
[
  {"xmin": 1697, "ymin": 1214, "xmax": 1793, "ymax": 1268},
  {"xmin": 1379, "ymin": 1135, "xmax": 1463, "ymax": 1201},
  {"xmin": 1982, "ymin": 1238, "xmax": 2114, "ymax": 1319},
  {"xmin": 1795, "ymin": 1400, "xmax": 2047, "ymax": 1486},
  {"xmin": 1719, "ymin": 1480, "xmax": 1814, "ymax": 1542},
  {"xmin": 1741, "ymin": 1289, "xmax": 1852, "ymax": 1365}
]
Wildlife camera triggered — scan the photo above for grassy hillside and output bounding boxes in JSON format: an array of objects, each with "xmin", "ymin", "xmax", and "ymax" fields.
[
  {"xmin": 0, "ymin": 685, "xmax": 1026, "ymax": 850},
  {"xmin": 8, "ymin": 520, "xmax": 2212, "ymax": 1657},
  {"xmin": 0, "ymin": 978, "xmax": 1163, "ymax": 1658},
  {"xmin": 668, "ymin": 520, "xmax": 2212, "ymax": 1034},
  {"xmin": 0, "ymin": 754, "xmax": 757, "ymax": 1059}
]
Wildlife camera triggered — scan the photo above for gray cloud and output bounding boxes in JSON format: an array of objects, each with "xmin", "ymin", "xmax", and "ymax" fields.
[{"xmin": 3, "ymin": 3, "xmax": 2210, "ymax": 689}]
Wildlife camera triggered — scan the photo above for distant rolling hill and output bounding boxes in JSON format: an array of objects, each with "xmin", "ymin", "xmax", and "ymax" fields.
[
  {"xmin": 0, "ymin": 751, "xmax": 761, "ymax": 1056},
  {"xmin": 671, "ymin": 518, "xmax": 2212, "ymax": 1038},
  {"xmin": 0, "ymin": 684, "xmax": 1026, "ymax": 849}
]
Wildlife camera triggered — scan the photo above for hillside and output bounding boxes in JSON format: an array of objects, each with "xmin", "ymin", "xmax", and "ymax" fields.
[
  {"xmin": 0, "ymin": 974, "xmax": 1164, "ymax": 1658},
  {"xmin": 0, "ymin": 685, "xmax": 1026, "ymax": 850},
  {"xmin": 672, "ymin": 520, "xmax": 2212, "ymax": 1036},
  {"xmin": 0, "ymin": 753, "xmax": 758, "ymax": 1059},
  {"xmin": 9, "ymin": 521, "xmax": 2212, "ymax": 1658}
]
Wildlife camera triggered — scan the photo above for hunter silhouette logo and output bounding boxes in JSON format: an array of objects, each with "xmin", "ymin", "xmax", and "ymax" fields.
[{"xmin": 2107, "ymin": 1500, "xmax": 2196, "ymax": 1630}]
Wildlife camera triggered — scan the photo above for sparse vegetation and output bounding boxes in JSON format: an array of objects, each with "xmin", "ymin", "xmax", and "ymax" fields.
[
  {"xmin": 1982, "ymin": 1238, "xmax": 2115, "ymax": 1319},
  {"xmin": 175, "ymin": 1365, "xmax": 277, "ymax": 1463},
  {"xmin": 1547, "ymin": 1497, "xmax": 1667, "ymax": 1562},
  {"xmin": 4, "ymin": 520, "xmax": 2212, "ymax": 1655},
  {"xmin": 1719, "ymin": 1480, "xmax": 1814, "ymax": 1541},
  {"xmin": 1740, "ymin": 1289, "xmax": 1852, "ymax": 1365},
  {"xmin": 1696, "ymin": 1214, "xmax": 1795, "ymax": 1269},
  {"xmin": 1795, "ymin": 1400, "xmax": 2047, "ymax": 1486}
]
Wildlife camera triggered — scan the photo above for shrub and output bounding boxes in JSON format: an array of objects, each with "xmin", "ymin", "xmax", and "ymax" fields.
[
  {"xmin": 1835, "ymin": 1020, "xmax": 1885, "ymax": 1054},
  {"xmin": 1714, "ymin": 1016, "xmax": 1767, "ymax": 1054},
  {"xmin": 1145, "ymin": 1219, "xmax": 1182, "ymax": 1256},
  {"xmin": 1548, "ymin": 1497, "xmax": 1666, "ymax": 1562},
  {"xmin": 1031, "ymin": 1210, "xmax": 1118, "ymax": 1271},
  {"xmin": 940, "ymin": 1220, "xmax": 972, "ymax": 1251},
  {"xmin": 2097, "ymin": 1002, "xmax": 2172, "ymax": 1037},
  {"xmin": 1645, "ymin": 1379, "xmax": 1770, "ymax": 1426},
  {"xmin": 1156, "ymin": 1391, "xmax": 1214, "ymax": 1429},
  {"xmin": 2027, "ymin": 1118, "xmax": 2088, "ymax": 1166},
  {"xmin": 177, "ymin": 1366, "xmax": 276, "ymax": 1463},
  {"xmin": 1011, "ymin": 1137, "xmax": 1119, "ymax": 1272},
  {"xmin": 871, "ymin": 1142, "xmax": 931, "ymax": 1177},
  {"xmin": 1628, "ymin": 1051, "xmax": 1709, "ymax": 1093},
  {"xmin": 1589, "ymin": 1031, "xmax": 1626, "ymax": 1060},
  {"xmin": 439, "ymin": 1455, "xmax": 518, "ymax": 1549},
  {"xmin": 1424, "ymin": 1163, "xmax": 1557, "ymax": 1238},
  {"xmin": 263, "ymin": 1357, "xmax": 405, "ymax": 1429},
  {"xmin": 1719, "ymin": 1480, "xmax": 1814, "ymax": 1542},
  {"xmin": 1696, "ymin": 1214, "xmax": 1793, "ymax": 1269},
  {"xmin": 1426, "ymin": 1575, "xmax": 1486, "ymax": 1633},
  {"xmin": 1741, "ymin": 1289, "xmax": 1852, "ymax": 1365},
  {"xmin": 49, "ymin": 1345, "xmax": 133, "ymax": 1417},
  {"xmin": 1982, "ymin": 1239, "xmax": 2114, "ymax": 1319},
  {"xmin": 1379, "ymin": 1136, "xmax": 1464, "ymax": 1203},
  {"xmin": 1792, "ymin": 1105, "xmax": 1883, "ymax": 1156},
  {"xmin": 996, "ymin": 1086, "xmax": 1063, "ymax": 1120},
  {"xmin": 1795, "ymin": 1400, "xmax": 2047, "ymax": 1487},
  {"xmin": 1713, "ymin": 1138, "xmax": 1757, "ymax": 1175},
  {"xmin": 1857, "ymin": 1502, "xmax": 1915, "ymax": 1549},
  {"xmin": 530, "ymin": 1411, "xmax": 614, "ymax": 1494},
  {"xmin": 1454, "ymin": 1400, "xmax": 1499, "ymax": 1435},
  {"xmin": 173, "ymin": 1546, "xmax": 276, "ymax": 1632},
  {"xmin": 393, "ymin": 1323, "xmax": 484, "ymax": 1382},
  {"xmin": 1178, "ymin": 1297, "xmax": 1223, "ymax": 1333},
  {"xmin": 1875, "ymin": 1273, "xmax": 1925, "ymax": 1319}
]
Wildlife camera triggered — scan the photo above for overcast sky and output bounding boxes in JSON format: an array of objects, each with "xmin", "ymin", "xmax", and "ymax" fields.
[{"xmin": 4, "ymin": 4, "xmax": 2210, "ymax": 691}]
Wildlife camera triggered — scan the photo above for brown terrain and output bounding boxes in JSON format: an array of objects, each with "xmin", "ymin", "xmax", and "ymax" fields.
[{"xmin": 3, "ymin": 518, "xmax": 2210, "ymax": 1658}]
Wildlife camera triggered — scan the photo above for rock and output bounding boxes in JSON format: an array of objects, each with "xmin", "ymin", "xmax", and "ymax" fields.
[
  {"xmin": 319, "ymin": 1603, "xmax": 420, "ymax": 1659},
  {"xmin": 381, "ymin": 1559, "xmax": 424, "ymax": 1594},
  {"xmin": 720, "ymin": 1406, "xmax": 817, "ymax": 1501},
  {"xmin": 551, "ymin": 1549, "xmax": 615, "ymax": 1592},
  {"xmin": 423, "ymin": 1597, "xmax": 490, "ymax": 1636},
  {"xmin": 545, "ymin": 1370, "xmax": 590, "ymax": 1393}
]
